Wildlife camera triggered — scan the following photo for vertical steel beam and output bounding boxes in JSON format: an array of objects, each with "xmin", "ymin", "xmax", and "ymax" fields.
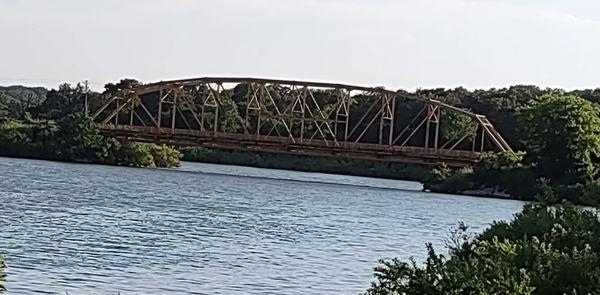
[
  {"xmin": 434, "ymin": 107, "xmax": 440, "ymax": 150},
  {"xmin": 480, "ymin": 126, "xmax": 485, "ymax": 152},
  {"xmin": 213, "ymin": 84, "xmax": 220, "ymax": 133},
  {"xmin": 157, "ymin": 89, "xmax": 163, "ymax": 132},
  {"xmin": 425, "ymin": 104, "xmax": 432, "ymax": 149},
  {"xmin": 388, "ymin": 95, "xmax": 396, "ymax": 146},
  {"xmin": 300, "ymin": 87, "xmax": 307, "ymax": 143},
  {"xmin": 344, "ymin": 90, "xmax": 350, "ymax": 144},
  {"xmin": 244, "ymin": 83, "xmax": 251, "ymax": 135},
  {"xmin": 129, "ymin": 98, "xmax": 134, "ymax": 126},
  {"xmin": 200, "ymin": 85, "xmax": 206, "ymax": 132},
  {"xmin": 256, "ymin": 84, "xmax": 262, "ymax": 137},
  {"xmin": 171, "ymin": 89, "xmax": 177, "ymax": 133},
  {"xmin": 115, "ymin": 98, "xmax": 120, "ymax": 125},
  {"xmin": 379, "ymin": 94, "xmax": 385, "ymax": 145}
]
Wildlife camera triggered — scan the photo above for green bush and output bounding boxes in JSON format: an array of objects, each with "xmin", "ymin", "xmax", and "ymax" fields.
[
  {"xmin": 0, "ymin": 255, "xmax": 5, "ymax": 292},
  {"xmin": 365, "ymin": 204, "xmax": 600, "ymax": 295},
  {"xmin": 0, "ymin": 114, "xmax": 181, "ymax": 168},
  {"xmin": 424, "ymin": 152, "xmax": 537, "ymax": 199},
  {"xmin": 149, "ymin": 144, "xmax": 181, "ymax": 168}
]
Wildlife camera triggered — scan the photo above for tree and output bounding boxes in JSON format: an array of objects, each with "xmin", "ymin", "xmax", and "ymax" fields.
[
  {"xmin": 439, "ymin": 110, "xmax": 478, "ymax": 146},
  {"xmin": 55, "ymin": 113, "xmax": 107, "ymax": 160},
  {"xmin": 518, "ymin": 94, "xmax": 600, "ymax": 185},
  {"xmin": 33, "ymin": 83, "xmax": 87, "ymax": 118},
  {"xmin": 103, "ymin": 79, "xmax": 142, "ymax": 96}
]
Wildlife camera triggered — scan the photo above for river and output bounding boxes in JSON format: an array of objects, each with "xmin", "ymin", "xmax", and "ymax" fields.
[{"xmin": 0, "ymin": 157, "xmax": 524, "ymax": 294}]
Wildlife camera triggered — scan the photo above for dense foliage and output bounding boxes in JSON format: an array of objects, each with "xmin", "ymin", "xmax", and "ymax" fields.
[
  {"xmin": 365, "ymin": 203, "xmax": 600, "ymax": 295},
  {"xmin": 0, "ymin": 83, "xmax": 181, "ymax": 168},
  {"xmin": 520, "ymin": 94, "xmax": 600, "ymax": 185},
  {"xmin": 0, "ymin": 86, "xmax": 47, "ymax": 118},
  {"xmin": 0, "ymin": 114, "xmax": 181, "ymax": 167},
  {"xmin": 426, "ymin": 94, "xmax": 600, "ymax": 205},
  {"xmin": 0, "ymin": 255, "xmax": 4, "ymax": 292}
]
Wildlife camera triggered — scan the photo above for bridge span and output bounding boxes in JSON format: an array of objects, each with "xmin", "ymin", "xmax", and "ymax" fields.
[{"xmin": 93, "ymin": 77, "xmax": 512, "ymax": 167}]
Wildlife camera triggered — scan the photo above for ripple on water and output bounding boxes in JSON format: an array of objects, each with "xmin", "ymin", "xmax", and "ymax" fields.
[{"xmin": 0, "ymin": 158, "xmax": 523, "ymax": 294}]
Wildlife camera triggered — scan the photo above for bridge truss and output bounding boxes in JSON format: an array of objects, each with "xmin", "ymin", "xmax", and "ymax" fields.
[{"xmin": 92, "ymin": 77, "xmax": 512, "ymax": 166}]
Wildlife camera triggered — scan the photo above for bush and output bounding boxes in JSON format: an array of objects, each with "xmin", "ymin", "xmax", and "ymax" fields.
[
  {"xmin": 0, "ymin": 113, "xmax": 181, "ymax": 168},
  {"xmin": 115, "ymin": 143, "xmax": 181, "ymax": 168},
  {"xmin": 117, "ymin": 142, "xmax": 156, "ymax": 167},
  {"xmin": 365, "ymin": 204, "xmax": 600, "ymax": 295},
  {"xmin": 0, "ymin": 255, "xmax": 5, "ymax": 292},
  {"xmin": 424, "ymin": 151, "xmax": 541, "ymax": 200},
  {"xmin": 149, "ymin": 144, "xmax": 181, "ymax": 168}
]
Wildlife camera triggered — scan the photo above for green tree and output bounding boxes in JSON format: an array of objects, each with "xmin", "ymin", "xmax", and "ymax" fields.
[
  {"xmin": 439, "ymin": 110, "xmax": 478, "ymax": 144},
  {"xmin": 103, "ymin": 79, "xmax": 142, "ymax": 96},
  {"xmin": 519, "ymin": 94, "xmax": 600, "ymax": 185},
  {"xmin": 33, "ymin": 83, "xmax": 88, "ymax": 118},
  {"xmin": 55, "ymin": 113, "xmax": 108, "ymax": 161}
]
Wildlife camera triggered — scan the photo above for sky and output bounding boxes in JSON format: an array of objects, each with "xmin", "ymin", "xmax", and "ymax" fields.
[{"xmin": 1, "ymin": 0, "xmax": 600, "ymax": 91}]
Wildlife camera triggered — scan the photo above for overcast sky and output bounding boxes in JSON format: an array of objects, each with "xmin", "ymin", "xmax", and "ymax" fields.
[{"xmin": 1, "ymin": 0, "xmax": 599, "ymax": 91}]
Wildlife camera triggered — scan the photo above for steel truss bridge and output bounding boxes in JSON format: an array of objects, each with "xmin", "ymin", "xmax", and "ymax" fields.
[{"xmin": 92, "ymin": 77, "xmax": 512, "ymax": 166}]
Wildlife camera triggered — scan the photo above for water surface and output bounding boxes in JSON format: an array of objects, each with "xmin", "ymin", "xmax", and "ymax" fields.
[{"xmin": 0, "ymin": 157, "xmax": 523, "ymax": 294}]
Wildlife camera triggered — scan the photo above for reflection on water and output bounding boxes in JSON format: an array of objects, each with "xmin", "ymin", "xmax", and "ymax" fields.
[{"xmin": 0, "ymin": 158, "xmax": 523, "ymax": 294}]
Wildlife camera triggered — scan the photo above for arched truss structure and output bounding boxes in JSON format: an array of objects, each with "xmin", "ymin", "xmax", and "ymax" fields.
[{"xmin": 92, "ymin": 77, "xmax": 512, "ymax": 166}]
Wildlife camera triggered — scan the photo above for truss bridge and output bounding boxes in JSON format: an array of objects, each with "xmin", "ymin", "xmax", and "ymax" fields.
[{"xmin": 92, "ymin": 77, "xmax": 512, "ymax": 166}]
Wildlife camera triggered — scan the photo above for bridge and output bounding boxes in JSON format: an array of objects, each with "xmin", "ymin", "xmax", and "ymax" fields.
[{"xmin": 92, "ymin": 77, "xmax": 512, "ymax": 166}]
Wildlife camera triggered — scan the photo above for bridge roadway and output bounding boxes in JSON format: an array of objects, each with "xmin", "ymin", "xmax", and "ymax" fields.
[{"xmin": 99, "ymin": 124, "xmax": 481, "ymax": 167}]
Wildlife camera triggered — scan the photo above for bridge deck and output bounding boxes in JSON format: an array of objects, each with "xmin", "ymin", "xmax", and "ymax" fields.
[{"xmin": 100, "ymin": 124, "xmax": 481, "ymax": 167}]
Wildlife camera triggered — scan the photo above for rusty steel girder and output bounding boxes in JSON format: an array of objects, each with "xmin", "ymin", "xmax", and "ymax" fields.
[{"xmin": 92, "ymin": 77, "xmax": 512, "ymax": 166}]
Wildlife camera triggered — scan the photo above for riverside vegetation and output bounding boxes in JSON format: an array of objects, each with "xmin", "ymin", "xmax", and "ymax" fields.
[
  {"xmin": 0, "ymin": 256, "xmax": 4, "ymax": 292},
  {"xmin": 0, "ymin": 83, "xmax": 180, "ymax": 168},
  {"xmin": 364, "ymin": 202, "xmax": 600, "ymax": 295},
  {"xmin": 2, "ymin": 81, "xmax": 600, "ymax": 294}
]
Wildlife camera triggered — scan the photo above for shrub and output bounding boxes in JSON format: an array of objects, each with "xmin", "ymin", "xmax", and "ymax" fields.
[
  {"xmin": 0, "ymin": 255, "xmax": 5, "ymax": 292},
  {"xmin": 149, "ymin": 144, "xmax": 181, "ymax": 168},
  {"xmin": 365, "ymin": 204, "xmax": 600, "ymax": 295}
]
